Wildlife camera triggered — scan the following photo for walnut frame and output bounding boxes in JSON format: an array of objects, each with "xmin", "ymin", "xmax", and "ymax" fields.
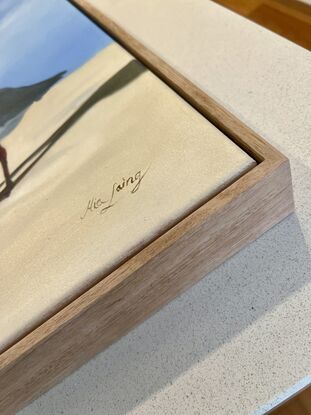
[{"xmin": 0, "ymin": 2, "xmax": 294, "ymax": 414}]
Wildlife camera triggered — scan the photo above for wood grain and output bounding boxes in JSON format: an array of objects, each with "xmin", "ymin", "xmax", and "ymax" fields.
[
  {"xmin": 213, "ymin": 0, "xmax": 311, "ymax": 50},
  {"xmin": 0, "ymin": 2, "xmax": 295, "ymax": 414}
]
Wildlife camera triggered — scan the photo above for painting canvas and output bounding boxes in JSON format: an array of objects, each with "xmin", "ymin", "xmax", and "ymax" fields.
[{"xmin": 0, "ymin": 0, "xmax": 256, "ymax": 351}]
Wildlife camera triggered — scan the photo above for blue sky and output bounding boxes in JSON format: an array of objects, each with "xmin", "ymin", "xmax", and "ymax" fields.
[{"xmin": 0, "ymin": 0, "xmax": 113, "ymax": 88}]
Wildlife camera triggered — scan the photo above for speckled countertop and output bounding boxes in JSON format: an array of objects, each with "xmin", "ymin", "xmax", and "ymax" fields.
[{"xmin": 20, "ymin": 1, "xmax": 311, "ymax": 414}]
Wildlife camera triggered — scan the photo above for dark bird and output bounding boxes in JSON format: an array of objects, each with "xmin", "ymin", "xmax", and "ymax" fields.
[
  {"xmin": 0, "ymin": 71, "xmax": 66, "ymax": 195},
  {"xmin": 0, "ymin": 60, "xmax": 146, "ymax": 201}
]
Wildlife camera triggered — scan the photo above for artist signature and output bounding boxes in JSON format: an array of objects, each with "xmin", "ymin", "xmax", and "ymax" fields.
[{"xmin": 80, "ymin": 166, "xmax": 149, "ymax": 220}]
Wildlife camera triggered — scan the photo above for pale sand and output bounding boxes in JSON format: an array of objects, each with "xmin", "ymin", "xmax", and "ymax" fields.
[{"xmin": 0, "ymin": 43, "xmax": 255, "ymax": 351}]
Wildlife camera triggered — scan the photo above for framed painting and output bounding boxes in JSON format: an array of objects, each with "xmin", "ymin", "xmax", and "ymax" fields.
[{"xmin": 0, "ymin": 0, "xmax": 294, "ymax": 413}]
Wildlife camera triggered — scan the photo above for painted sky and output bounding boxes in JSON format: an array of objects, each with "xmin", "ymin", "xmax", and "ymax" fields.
[{"xmin": 0, "ymin": 0, "xmax": 113, "ymax": 88}]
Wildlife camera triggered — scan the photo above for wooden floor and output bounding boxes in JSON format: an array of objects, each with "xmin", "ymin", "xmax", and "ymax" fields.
[
  {"xmin": 269, "ymin": 387, "xmax": 311, "ymax": 415},
  {"xmin": 212, "ymin": 0, "xmax": 311, "ymax": 50},
  {"xmin": 211, "ymin": 1, "xmax": 311, "ymax": 413}
]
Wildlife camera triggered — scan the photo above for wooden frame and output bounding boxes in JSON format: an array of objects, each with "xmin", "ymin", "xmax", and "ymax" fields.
[{"xmin": 0, "ymin": 2, "xmax": 294, "ymax": 414}]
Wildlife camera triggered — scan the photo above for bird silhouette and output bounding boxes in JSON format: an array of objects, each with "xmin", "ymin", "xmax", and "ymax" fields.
[
  {"xmin": 0, "ymin": 60, "xmax": 146, "ymax": 201},
  {"xmin": 0, "ymin": 71, "xmax": 66, "ymax": 196}
]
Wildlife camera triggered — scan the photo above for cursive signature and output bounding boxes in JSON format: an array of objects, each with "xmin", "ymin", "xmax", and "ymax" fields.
[{"xmin": 80, "ymin": 166, "xmax": 149, "ymax": 220}]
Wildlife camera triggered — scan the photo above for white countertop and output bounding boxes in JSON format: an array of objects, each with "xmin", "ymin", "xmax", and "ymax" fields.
[{"xmin": 20, "ymin": 1, "xmax": 311, "ymax": 414}]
